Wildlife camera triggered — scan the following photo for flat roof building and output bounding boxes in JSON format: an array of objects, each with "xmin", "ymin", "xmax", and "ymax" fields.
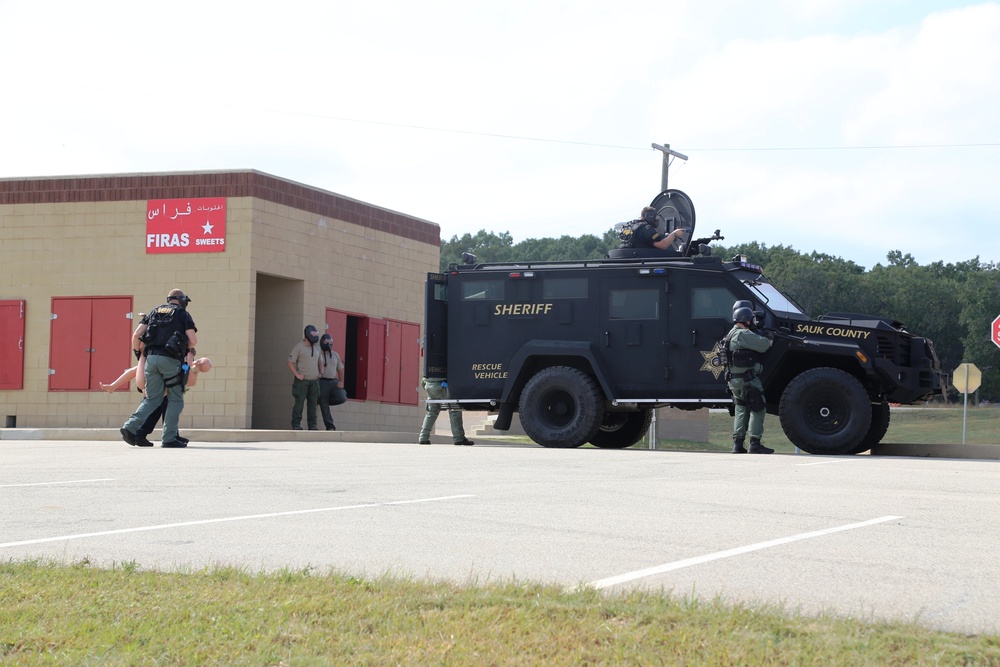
[{"xmin": 0, "ymin": 170, "xmax": 440, "ymax": 431}]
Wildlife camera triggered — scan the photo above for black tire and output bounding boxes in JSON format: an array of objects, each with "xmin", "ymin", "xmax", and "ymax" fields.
[
  {"xmin": 850, "ymin": 401, "xmax": 890, "ymax": 454},
  {"xmin": 518, "ymin": 367, "xmax": 604, "ymax": 448},
  {"xmin": 778, "ymin": 368, "xmax": 872, "ymax": 455},
  {"xmin": 590, "ymin": 409, "xmax": 652, "ymax": 449}
]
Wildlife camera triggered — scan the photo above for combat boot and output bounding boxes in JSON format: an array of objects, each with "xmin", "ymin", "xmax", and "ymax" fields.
[
  {"xmin": 748, "ymin": 438, "xmax": 774, "ymax": 454},
  {"xmin": 731, "ymin": 437, "xmax": 747, "ymax": 454}
]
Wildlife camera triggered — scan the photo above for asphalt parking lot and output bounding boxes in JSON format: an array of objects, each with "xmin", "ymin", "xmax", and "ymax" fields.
[{"xmin": 3, "ymin": 437, "xmax": 998, "ymax": 635}]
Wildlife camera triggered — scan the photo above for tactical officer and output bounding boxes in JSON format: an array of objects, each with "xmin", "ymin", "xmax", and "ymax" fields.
[
  {"xmin": 120, "ymin": 289, "xmax": 197, "ymax": 448},
  {"xmin": 724, "ymin": 305, "xmax": 774, "ymax": 454},
  {"xmin": 626, "ymin": 206, "xmax": 689, "ymax": 250},
  {"xmin": 288, "ymin": 325, "xmax": 323, "ymax": 430},
  {"xmin": 417, "ymin": 377, "xmax": 474, "ymax": 446}
]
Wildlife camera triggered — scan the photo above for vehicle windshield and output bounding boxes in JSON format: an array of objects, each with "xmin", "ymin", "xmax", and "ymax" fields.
[{"xmin": 746, "ymin": 280, "xmax": 805, "ymax": 315}]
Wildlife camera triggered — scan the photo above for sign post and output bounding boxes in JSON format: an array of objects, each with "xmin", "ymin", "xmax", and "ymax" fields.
[{"xmin": 951, "ymin": 363, "xmax": 982, "ymax": 444}]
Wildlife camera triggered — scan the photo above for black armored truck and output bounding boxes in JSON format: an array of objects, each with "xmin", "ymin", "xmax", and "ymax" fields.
[{"xmin": 423, "ymin": 190, "xmax": 946, "ymax": 455}]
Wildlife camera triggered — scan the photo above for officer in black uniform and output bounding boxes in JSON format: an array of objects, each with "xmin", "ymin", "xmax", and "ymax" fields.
[
  {"xmin": 626, "ymin": 206, "xmax": 689, "ymax": 250},
  {"xmin": 120, "ymin": 289, "xmax": 197, "ymax": 448},
  {"xmin": 724, "ymin": 305, "xmax": 774, "ymax": 454}
]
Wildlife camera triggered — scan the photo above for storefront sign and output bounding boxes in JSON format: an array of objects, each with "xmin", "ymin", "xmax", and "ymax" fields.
[{"xmin": 146, "ymin": 197, "xmax": 227, "ymax": 254}]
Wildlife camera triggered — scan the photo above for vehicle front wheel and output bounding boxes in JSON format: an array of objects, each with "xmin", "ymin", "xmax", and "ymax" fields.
[
  {"xmin": 850, "ymin": 401, "xmax": 891, "ymax": 454},
  {"xmin": 519, "ymin": 366, "xmax": 604, "ymax": 448},
  {"xmin": 778, "ymin": 368, "xmax": 872, "ymax": 455},
  {"xmin": 590, "ymin": 409, "xmax": 652, "ymax": 449}
]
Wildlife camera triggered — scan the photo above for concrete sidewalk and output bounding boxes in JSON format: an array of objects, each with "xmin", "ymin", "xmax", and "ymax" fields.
[
  {"xmin": 2, "ymin": 428, "xmax": 998, "ymax": 459},
  {"xmin": 0, "ymin": 428, "xmax": 432, "ymax": 444}
]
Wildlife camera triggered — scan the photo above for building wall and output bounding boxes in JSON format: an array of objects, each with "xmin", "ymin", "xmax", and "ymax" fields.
[{"xmin": 0, "ymin": 171, "xmax": 440, "ymax": 431}]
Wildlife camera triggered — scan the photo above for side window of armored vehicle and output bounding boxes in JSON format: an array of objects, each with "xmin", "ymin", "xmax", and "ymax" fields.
[
  {"xmin": 542, "ymin": 278, "xmax": 588, "ymax": 299},
  {"xmin": 692, "ymin": 287, "xmax": 739, "ymax": 319},
  {"xmin": 609, "ymin": 290, "xmax": 659, "ymax": 320},
  {"xmin": 462, "ymin": 280, "xmax": 504, "ymax": 300}
]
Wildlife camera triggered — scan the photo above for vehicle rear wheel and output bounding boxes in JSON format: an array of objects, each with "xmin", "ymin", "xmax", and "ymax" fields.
[
  {"xmin": 850, "ymin": 401, "xmax": 891, "ymax": 454},
  {"xmin": 519, "ymin": 366, "xmax": 604, "ymax": 448},
  {"xmin": 778, "ymin": 368, "xmax": 872, "ymax": 455},
  {"xmin": 590, "ymin": 409, "xmax": 652, "ymax": 449}
]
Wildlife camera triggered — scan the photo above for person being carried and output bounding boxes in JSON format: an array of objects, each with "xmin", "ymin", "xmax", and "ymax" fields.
[
  {"xmin": 100, "ymin": 312, "xmax": 147, "ymax": 393},
  {"xmin": 621, "ymin": 206, "xmax": 689, "ymax": 251},
  {"xmin": 132, "ymin": 354, "xmax": 213, "ymax": 447}
]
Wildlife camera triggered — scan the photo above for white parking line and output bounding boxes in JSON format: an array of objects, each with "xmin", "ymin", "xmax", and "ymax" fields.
[
  {"xmin": 795, "ymin": 459, "xmax": 857, "ymax": 466},
  {"xmin": 0, "ymin": 478, "xmax": 115, "ymax": 488},
  {"xmin": 589, "ymin": 515, "xmax": 903, "ymax": 589},
  {"xmin": 0, "ymin": 494, "xmax": 476, "ymax": 549}
]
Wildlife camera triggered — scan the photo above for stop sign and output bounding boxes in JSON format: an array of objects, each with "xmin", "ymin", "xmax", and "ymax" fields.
[
  {"xmin": 992, "ymin": 314, "xmax": 1000, "ymax": 349},
  {"xmin": 952, "ymin": 363, "xmax": 982, "ymax": 394}
]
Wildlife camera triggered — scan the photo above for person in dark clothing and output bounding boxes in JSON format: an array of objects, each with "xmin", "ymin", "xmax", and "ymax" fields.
[
  {"xmin": 628, "ymin": 206, "xmax": 689, "ymax": 250},
  {"xmin": 120, "ymin": 289, "xmax": 197, "ymax": 448},
  {"xmin": 724, "ymin": 306, "xmax": 774, "ymax": 454}
]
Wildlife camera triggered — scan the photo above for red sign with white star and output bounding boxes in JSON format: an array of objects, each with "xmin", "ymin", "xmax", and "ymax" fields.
[{"xmin": 145, "ymin": 197, "xmax": 227, "ymax": 254}]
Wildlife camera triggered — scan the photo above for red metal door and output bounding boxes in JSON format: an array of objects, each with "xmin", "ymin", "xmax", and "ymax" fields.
[
  {"xmin": 0, "ymin": 300, "xmax": 26, "ymax": 390},
  {"xmin": 49, "ymin": 298, "xmax": 93, "ymax": 390}
]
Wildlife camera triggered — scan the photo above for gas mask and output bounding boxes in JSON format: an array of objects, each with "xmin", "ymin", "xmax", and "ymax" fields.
[
  {"xmin": 304, "ymin": 326, "xmax": 320, "ymax": 345},
  {"xmin": 320, "ymin": 335, "xmax": 333, "ymax": 353},
  {"xmin": 641, "ymin": 207, "xmax": 659, "ymax": 228}
]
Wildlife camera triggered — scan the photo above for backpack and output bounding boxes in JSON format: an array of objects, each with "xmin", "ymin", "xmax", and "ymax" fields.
[
  {"xmin": 139, "ymin": 303, "xmax": 187, "ymax": 358},
  {"xmin": 616, "ymin": 220, "xmax": 641, "ymax": 248}
]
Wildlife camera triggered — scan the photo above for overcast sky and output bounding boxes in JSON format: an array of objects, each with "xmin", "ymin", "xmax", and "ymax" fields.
[{"xmin": 2, "ymin": 0, "xmax": 997, "ymax": 270}]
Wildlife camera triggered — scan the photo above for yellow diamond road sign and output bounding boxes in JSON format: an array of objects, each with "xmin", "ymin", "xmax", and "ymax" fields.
[{"xmin": 952, "ymin": 363, "xmax": 982, "ymax": 394}]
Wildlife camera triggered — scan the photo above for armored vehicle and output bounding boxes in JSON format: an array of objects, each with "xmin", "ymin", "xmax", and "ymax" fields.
[{"xmin": 424, "ymin": 190, "xmax": 945, "ymax": 455}]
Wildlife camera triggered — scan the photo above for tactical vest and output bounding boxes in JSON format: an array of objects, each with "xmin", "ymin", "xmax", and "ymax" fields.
[
  {"xmin": 720, "ymin": 327, "xmax": 761, "ymax": 370},
  {"xmin": 140, "ymin": 303, "xmax": 187, "ymax": 359},
  {"xmin": 617, "ymin": 220, "xmax": 641, "ymax": 248}
]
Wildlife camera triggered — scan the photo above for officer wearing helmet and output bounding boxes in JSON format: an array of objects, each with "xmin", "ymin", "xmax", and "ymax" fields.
[
  {"xmin": 627, "ymin": 206, "xmax": 689, "ymax": 250},
  {"xmin": 723, "ymin": 303, "xmax": 774, "ymax": 454},
  {"xmin": 120, "ymin": 288, "xmax": 197, "ymax": 448},
  {"xmin": 288, "ymin": 324, "xmax": 323, "ymax": 430}
]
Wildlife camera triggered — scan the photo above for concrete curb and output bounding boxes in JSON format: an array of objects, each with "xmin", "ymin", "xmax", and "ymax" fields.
[
  {"xmin": 870, "ymin": 442, "xmax": 1000, "ymax": 460},
  {"xmin": 0, "ymin": 428, "xmax": 441, "ymax": 444}
]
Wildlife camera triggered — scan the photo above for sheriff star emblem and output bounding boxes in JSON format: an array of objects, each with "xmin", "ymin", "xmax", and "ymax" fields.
[{"xmin": 699, "ymin": 343, "xmax": 726, "ymax": 380}]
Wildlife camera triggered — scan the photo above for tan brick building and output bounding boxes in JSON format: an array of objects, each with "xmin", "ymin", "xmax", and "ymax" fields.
[{"xmin": 0, "ymin": 170, "xmax": 440, "ymax": 431}]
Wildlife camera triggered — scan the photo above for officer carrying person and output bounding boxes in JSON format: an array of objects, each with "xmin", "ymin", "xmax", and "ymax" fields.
[
  {"xmin": 120, "ymin": 288, "xmax": 197, "ymax": 448},
  {"xmin": 723, "ymin": 302, "xmax": 774, "ymax": 454}
]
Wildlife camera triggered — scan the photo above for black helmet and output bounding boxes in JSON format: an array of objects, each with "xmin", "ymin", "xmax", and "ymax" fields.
[
  {"xmin": 640, "ymin": 206, "xmax": 659, "ymax": 227},
  {"xmin": 733, "ymin": 307, "xmax": 754, "ymax": 324},
  {"xmin": 167, "ymin": 289, "xmax": 192, "ymax": 307}
]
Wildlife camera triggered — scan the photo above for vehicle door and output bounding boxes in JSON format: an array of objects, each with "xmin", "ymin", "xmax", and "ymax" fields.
[
  {"xmin": 599, "ymin": 274, "xmax": 669, "ymax": 399},
  {"xmin": 665, "ymin": 267, "xmax": 741, "ymax": 398}
]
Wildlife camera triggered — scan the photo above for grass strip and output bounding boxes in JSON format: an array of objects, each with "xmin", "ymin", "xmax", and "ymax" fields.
[{"xmin": 1, "ymin": 560, "xmax": 998, "ymax": 665}]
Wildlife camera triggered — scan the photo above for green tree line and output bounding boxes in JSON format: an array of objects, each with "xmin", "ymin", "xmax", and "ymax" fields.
[{"xmin": 440, "ymin": 230, "xmax": 1000, "ymax": 402}]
